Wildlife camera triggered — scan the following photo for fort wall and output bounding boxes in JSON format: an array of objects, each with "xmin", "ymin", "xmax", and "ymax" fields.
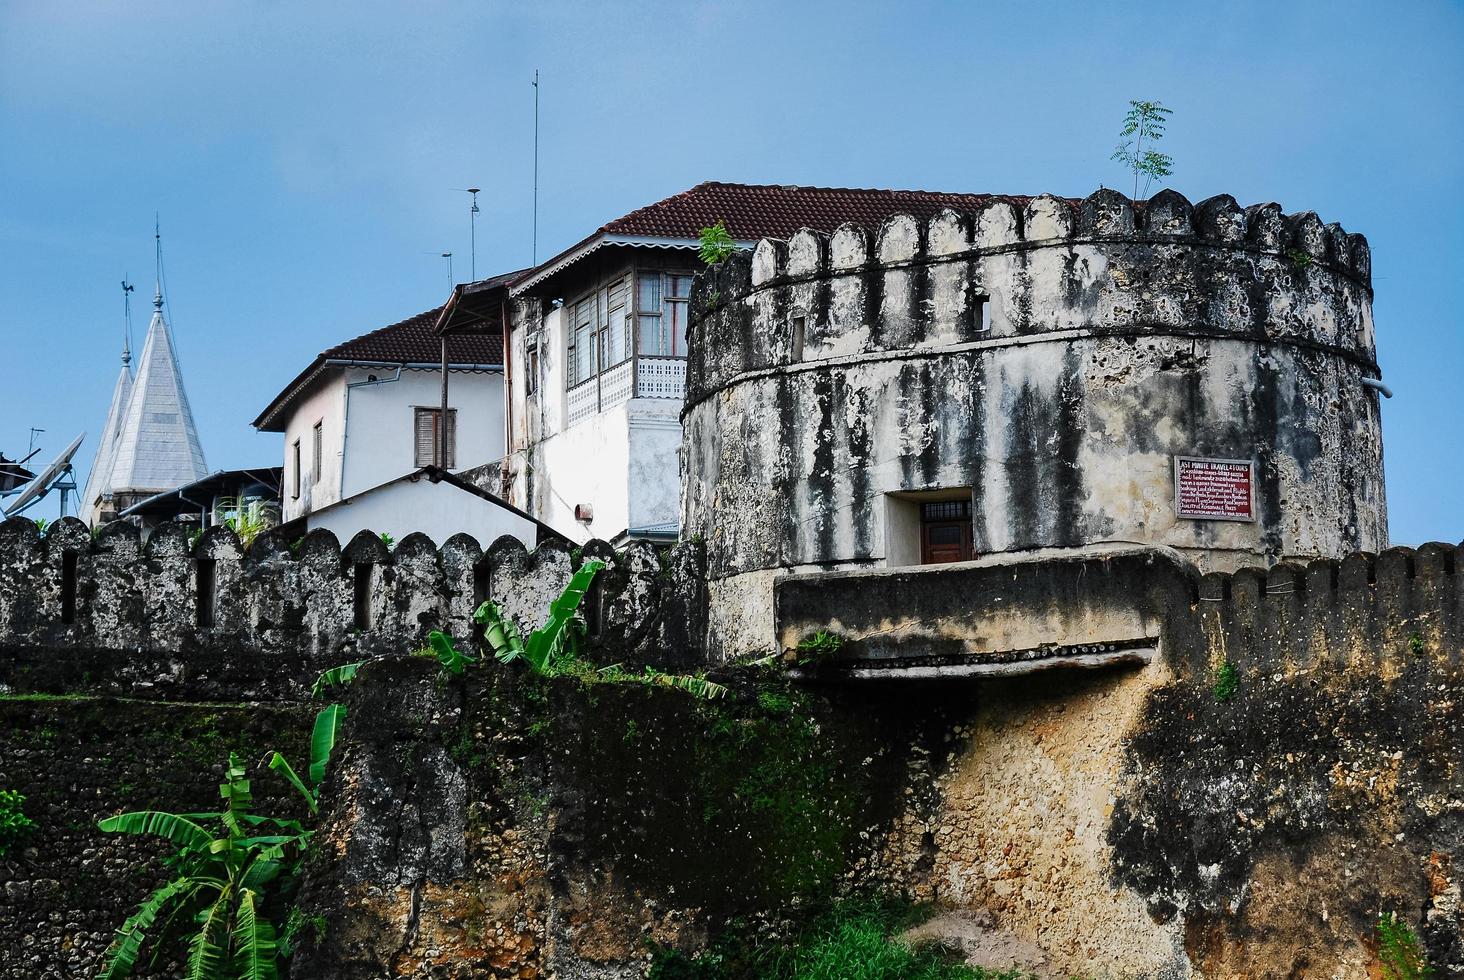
[{"xmin": 682, "ymin": 189, "xmax": 1387, "ymax": 609}]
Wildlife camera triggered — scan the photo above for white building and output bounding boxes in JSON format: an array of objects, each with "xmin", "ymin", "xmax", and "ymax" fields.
[
  {"xmin": 83, "ymin": 282, "xmax": 209, "ymax": 524},
  {"xmin": 252, "ymin": 271, "xmax": 555, "ymax": 548},
  {"xmin": 443, "ymin": 181, "xmax": 998, "ymax": 545}
]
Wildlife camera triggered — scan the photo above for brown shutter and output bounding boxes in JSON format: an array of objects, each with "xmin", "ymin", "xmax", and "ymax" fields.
[
  {"xmin": 444, "ymin": 409, "xmax": 457, "ymax": 469},
  {"xmin": 414, "ymin": 408, "xmax": 435, "ymax": 467}
]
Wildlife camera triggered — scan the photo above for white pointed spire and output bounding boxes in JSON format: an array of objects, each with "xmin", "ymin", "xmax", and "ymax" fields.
[
  {"xmin": 81, "ymin": 363, "xmax": 133, "ymax": 518},
  {"xmin": 105, "ymin": 290, "xmax": 208, "ymax": 497},
  {"xmin": 84, "ymin": 229, "xmax": 208, "ymax": 522}
]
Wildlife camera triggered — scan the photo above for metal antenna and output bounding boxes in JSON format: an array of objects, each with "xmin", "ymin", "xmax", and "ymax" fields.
[
  {"xmin": 28, "ymin": 429, "xmax": 44, "ymax": 456},
  {"xmin": 121, "ymin": 278, "xmax": 135, "ymax": 366},
  {"xmin": 467, "ymin": 188, "xmax": 480, "ymax": 280},
  {"xmin": 532, "ymin": 69, "xmax": 540, "ymax": 265},
  {"xmin": 441, "ymin": 251, "xmax": 453, "ymax": 288}
]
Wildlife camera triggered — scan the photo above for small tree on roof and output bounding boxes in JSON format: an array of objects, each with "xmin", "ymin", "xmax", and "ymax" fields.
[{"xmin": 1111, "ymin": 100, "xmax": 1174, "ymax": 201}]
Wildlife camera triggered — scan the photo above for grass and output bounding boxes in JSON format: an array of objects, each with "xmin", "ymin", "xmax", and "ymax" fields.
[
  {"xmin": 650, "ymin": 898, "xmax": 1032, "ymax": 980},
  {"xmin": 1378, "ymin": 913, "xmax": 1431, "ymax": 980},
  {"xmin": 1213, "ymin": 661, "xmax": 1239, "ymax": 702}
]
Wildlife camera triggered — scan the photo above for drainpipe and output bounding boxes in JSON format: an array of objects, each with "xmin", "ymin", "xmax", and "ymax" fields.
[
  {"xmin": 341, "ymin": 366, "xmax": 404, "ymax": 500},
  {"xmin": 439, "ymin": 335, "xmax": 449, "ymax": 468},
  {"xmin": 1361, "ymin": 377, "xmax": 1393, "ymax": 398},
  {"xmin": 501, "ymin": 294, "xmax": 512, "ymax": 471}
]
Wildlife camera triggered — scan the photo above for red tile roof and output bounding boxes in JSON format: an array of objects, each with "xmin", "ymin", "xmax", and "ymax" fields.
[
  {"xmin": 254, "ymin": 271, "xmax": 524, "ymax": 431},
  {"xmin": 602, "ymin": 181, "xmax": 1048, "ymax": 241},
  {"xmin": 321, "ymin": 306, "xmax": 500, "ymax": 364}
]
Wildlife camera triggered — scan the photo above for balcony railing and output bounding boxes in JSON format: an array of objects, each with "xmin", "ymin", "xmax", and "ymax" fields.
[
  {"xmin": 635, "ymin": 356, "xmax": 686, "ymax": 399},
  {"xmin": 566, "ymin": 356, "xmax": 687, "ymax": 427}
]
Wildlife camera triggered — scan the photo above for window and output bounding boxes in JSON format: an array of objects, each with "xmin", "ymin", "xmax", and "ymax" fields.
[
  {"xmin": 567, "ymin": 295, "xmax": 595, "ymax": 386},
  {"xmin": 976, "ymin": 294, "xmax": 991, "ymax": 334},
  {"xmin": 525, "ymin": 343, "xmax": 540, "ymax": 396},
  {"xmin": 920, "ymin": 499, "xmax": 974, "ymax": 564},
  {"xmin": 791, "ymin": 313, "xmax": 807, "ymax": 361},
  {"xmin": 637, "ymin": 271, "xmax": 693, "ymax": 356},
  {"xmin": 311, "ymin": 420, "xmax": 323, "ymax": 484},
  {"xmin": 414, "ymin": 407, "xmax": 457, "ymax": 468},
  {"xmin": 291, "ymin": 440, "xmax": 301, "ymax": 499}
]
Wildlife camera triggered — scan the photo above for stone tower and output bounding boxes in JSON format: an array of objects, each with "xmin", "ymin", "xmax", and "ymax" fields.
[{"xmin": 681, "ymin": 188, "xmax": 1386, "ymax": 654}]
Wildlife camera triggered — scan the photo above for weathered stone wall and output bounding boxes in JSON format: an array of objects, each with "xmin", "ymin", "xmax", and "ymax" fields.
[
  {"xmin": 287, "ymin": 657, "xmax": 949, "ymax": 979},
  {"xmin": 287, "ymin": 538, "xmax": 1464, "ymax": 979},
  {"xmin": 0, "ymin": 516, "xmax": 706, "ymax": 699},
  {"xmin": 682, "ymin": 189, "xmax": 1386, "ymax": 597},
  {"xmin": 0, "ymin": 695, "xmax": 311, "ymax": 980}
]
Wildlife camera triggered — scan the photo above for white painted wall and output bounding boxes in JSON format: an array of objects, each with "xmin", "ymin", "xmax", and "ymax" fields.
[
  {"xmin": 278, "ymin": 366, "xmax": 505, "ymax": 526},
  {"xmin": 340, "ymin": 367, "xmax": 504, "ymax": 499},
  {"xmin": 280, "ymin": 374, "xmax": 346, "ymax": 523},
  {"xmin": 505, "ymin": 259, "xmax": 695, "ymax": 542},
  {"xmin": 532, "ymin": 401, "xmax": 631, "ymax": 542},
  {"xmin": 627, "ymin": 402, "xmax": 681, "ymax": 533},
  {"xmin": 307, "ymin": 475, "xmax": 537, "ymax": 550}
]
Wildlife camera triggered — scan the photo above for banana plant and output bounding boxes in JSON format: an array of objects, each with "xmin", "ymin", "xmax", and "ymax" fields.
[
  {"xmin": 472, "ymin": 558, "xmax": 605, "ymax": 674},
  {"xmin": 98, "ymin": 703, "xmax": 345, "ymax": 979}
]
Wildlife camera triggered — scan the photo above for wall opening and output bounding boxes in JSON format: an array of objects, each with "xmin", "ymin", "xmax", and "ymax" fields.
[
  {"xmin": 196, "ymin": 559, "xmax": 217, "ymax": 628},
  {"xmin": 583, "ymin": 575, "xmax": 604, "ymax": 639},
  {"xmin": 353, "ymin": 563, "xmax": 374, "ymax": 631},
  {"xmin": 884, "ymin": 488, "xmax": 976, "ymax": 567},
  {"xmin": 60, "ymin": 552, "xmax": 77, "ymax": 624},
  {"xmin": 791, "ymin": 313, "xmax": 807, "ymax": 361},
  {"xmin": 471, "ymin": 560, "xmax": 490, "ymax": 641}
]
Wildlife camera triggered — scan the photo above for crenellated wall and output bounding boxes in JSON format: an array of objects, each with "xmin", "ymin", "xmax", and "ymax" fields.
[
  {"xmin": 0, "ymin": 515, "xmax": 706, "ymax": 700},
  {"xmin": 683, "ymin": 189, "xmax": 1387, "ymax": 633}
]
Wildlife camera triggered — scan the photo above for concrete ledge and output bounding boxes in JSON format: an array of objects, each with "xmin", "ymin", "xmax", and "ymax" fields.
[{"xmin": 775, "ymin": 547, "xmax": 1196, "ymax": 677}]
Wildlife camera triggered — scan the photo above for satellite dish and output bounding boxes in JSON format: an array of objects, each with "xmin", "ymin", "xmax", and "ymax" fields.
[{"xmin": 4, "ymin": 432, "xmax": 86, "ymax": 517}]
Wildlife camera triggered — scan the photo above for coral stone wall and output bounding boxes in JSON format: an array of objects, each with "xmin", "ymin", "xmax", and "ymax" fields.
[
  {"xmin": 0, "ymin": 516, "xmax": 707, "ymax": 700},
  {"xmin": 0, "ymin": 697, "xmax": 310, "ymax": 980},
  {"xmin": 682, "ymin": 188, "xmax": 1385, "ymax": 587}
]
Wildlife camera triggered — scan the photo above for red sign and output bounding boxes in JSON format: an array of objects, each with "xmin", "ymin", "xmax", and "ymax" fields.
[{"xmin": 1174, "ymin": 456, "xmax": 1255, "ymax": 522}]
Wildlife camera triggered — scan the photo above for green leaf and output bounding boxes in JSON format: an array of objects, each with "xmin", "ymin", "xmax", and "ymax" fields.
[
  {"xmin": 474, "ymin": 600, "xmax": 526, "ymax": 665},
  {"xmin": 310, "ymin": 661, "xmax": 364, "ymax": 699},
  {"xmin": 185, "ymin": 887, "xmax": 231, "ymax": 980},
  {"xmin": 98, "ymin": 811, "xmax": 214, "ymax": 851},
  {"xmin": 97, "ymin": 877, "xmax": 196, "ymax": 979},
  {"xmin": 309, "ymin": 703, "xmax": 347, "ymax": 787},
  {"xmin": 429, "ymin": 630, "xmax": 475, "ymax": 674},
  {"xmin": 267, "ymin": 752, "xmax": 317, "ymax": 814},
  {"xmin": 524, "ymin": 559, "xmax": 604, "ymax": 674},
  {"xmin": 232, "ymin": 889, "xmax": 279, "ymax": 980}
]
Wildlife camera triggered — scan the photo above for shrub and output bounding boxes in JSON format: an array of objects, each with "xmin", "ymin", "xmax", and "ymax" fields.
[{"xmin": 0, "ymin": 789, "xmax": 35, "ymax": 857}]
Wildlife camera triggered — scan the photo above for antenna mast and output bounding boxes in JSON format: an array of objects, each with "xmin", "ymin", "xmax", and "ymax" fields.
[
  {"xmin": 467, "ymin": 188, "xmax": 480, "ymax": 281},
  {"xmin": 121, "ymin": 278, "xmax": 135, "ymax": 366},
  {"xmin": 441, "ymin": 252, "xmax": 454, "ymax": 288},
  {"xmin": 532, "ymin": 68, "xmax": 540, "ymax": 265}
]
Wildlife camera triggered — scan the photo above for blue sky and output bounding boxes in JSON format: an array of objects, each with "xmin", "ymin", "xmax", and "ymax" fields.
[{"xmin": 2, "ymin": 0, "xmax": 1460, "ymax": 544}]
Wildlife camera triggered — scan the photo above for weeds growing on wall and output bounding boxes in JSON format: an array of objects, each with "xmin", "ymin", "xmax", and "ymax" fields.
[
  {"xmin": 1111, "ymin": 99, "xmax": 1174, "ymax": 201},
  {"xmin": 794, "ymin": 630, "xmax": 845, "ymax": 666},
  {"xmin": 1213, "ymin": 661, "xmax": 1239, "ymax": 702},
  {"xmin": 0, "ymin": 788, "xmax": 36, "ymax": 857},
  {"xmin": 1377, "ymin": 912, "xmax": 1431, "ymax": 980},
  {"xmin": 699, "ymin": 220, "xmax": 737, "ymax": 266},
  {"xmin": 649, "ymin": 896, "xmax": 1029, "ymax": 980}
]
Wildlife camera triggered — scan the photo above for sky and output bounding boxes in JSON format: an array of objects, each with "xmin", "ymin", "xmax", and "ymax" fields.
[{"xmin": 1, "ymin": 0, "xmax": 1461, "ymax": 544}]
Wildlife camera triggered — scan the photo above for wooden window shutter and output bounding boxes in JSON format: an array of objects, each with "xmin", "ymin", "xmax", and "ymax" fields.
[
  {"xmin": 414, "ymin": 408, "xmax": 435, "ymax": 467},
  {"xmin": 443, "ymin": 409, "xmax": 457, "ymax": 469}
]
